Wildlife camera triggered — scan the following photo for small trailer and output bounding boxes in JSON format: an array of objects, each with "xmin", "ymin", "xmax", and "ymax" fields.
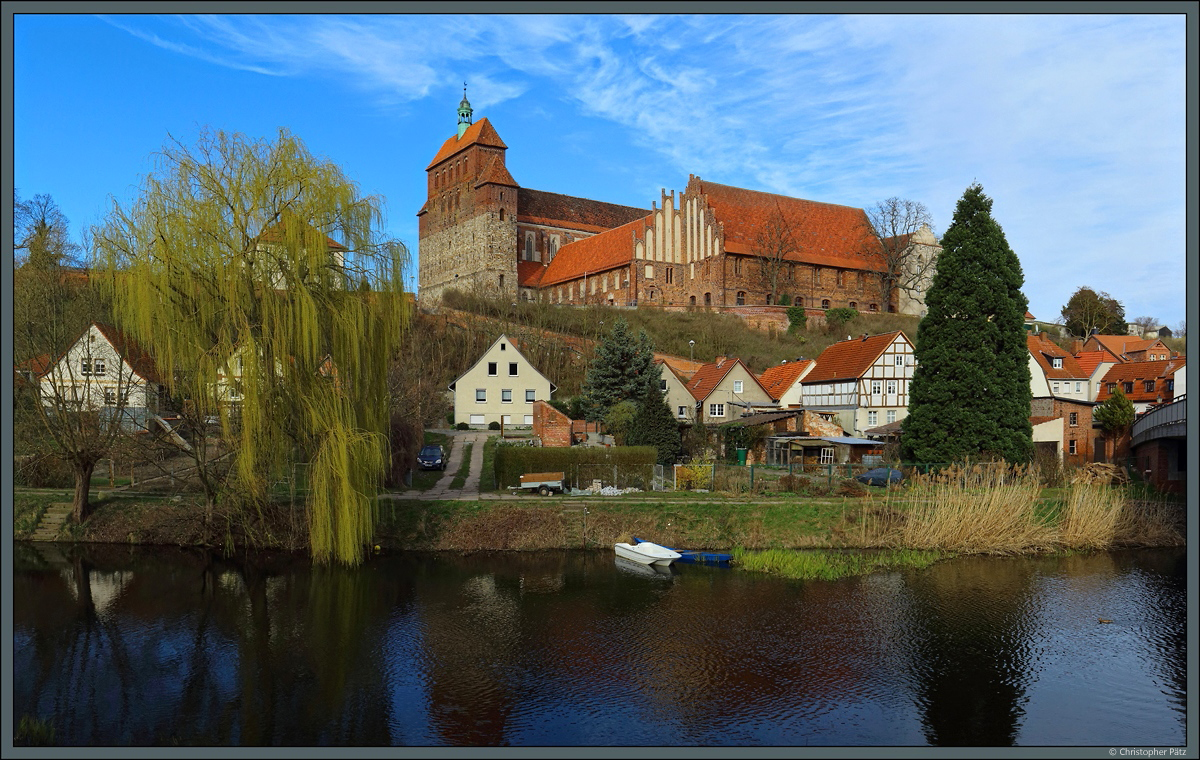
[{"xmin": 511, "ymin": 471, "xmax": 567, "ymax": 496}]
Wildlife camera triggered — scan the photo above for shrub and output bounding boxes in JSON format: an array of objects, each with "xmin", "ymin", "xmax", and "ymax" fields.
[
  {"xmin": 488, "ymin": 421, "xmax": 501, "ymax": 430},
  {"xmin": 456, "ymin": 422, "xmax": 470, "ymax": 430},
  {"xmin": 824, "ymin": 307, "xmax": 859, "ymax": 333},
  {"xmin": 445, "ymin": 413, "xmax": 454, "ymax": 427},
  {"xmin": 786, "ymin": 305, "xmax": 807, "ymax": 333},
  {"xmin": 674, "ymin": 463, "xmax": 714, "ymax": 490},
  {"xmin": 14, "ymin": 454, "xmax": 74, "ymax": 488}
]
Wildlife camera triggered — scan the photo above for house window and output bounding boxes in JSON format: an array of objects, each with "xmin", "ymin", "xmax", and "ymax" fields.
[
  {"xmin": 666, "ymin": 267, "xmax": 673, "ymax": 284},
  {"xmin": 734, "ymin": 258, "xmax": 743, "ymax": 275},
  {"xmin": 524, "ymin": 232, "xmax": 535, "ymax": 261},
  {"xmin": 526, "ymin": 389, "xmax": 536, "ymax": 402},
  {"xmin": 1052, "ymin": 357, "xmax": 1063, "ymax": 369},
  {"xmin": 502, "ymin": 389, "xmax": 512, "ymax": 403},
  {"xmin": 502, "ymin": 415, "xmax": 512, "ymax": 425},
  {"xmin": 734, "ymin": 380, "xmax": 744, "ymax": 393},
  {"xmin": 469, "ymin": 414, "xmax": 485, "ymax": 426},
  {"xmin": 678, "ymin": 406, "xmax": 687, "ymax": 418},
  {"xmin": 523, "ymin": 415, "xmax": 533, "ymax": 425},
  {"xmin": 80, "ymin": 359, "xmax": 92, "ymax": 376},
  {"xmin": 894, "ymin": 354, "xmax": 904, "ymax": 366},
  {"xmin": 92, "ymin": 358, "xmax": 106, "ymax": 376},
  {"xmin": 1144, "ymin": 380, "xmax": 1155, "ymax": 392},
  {"xmin": 1108, "ymin": 383, "xmax": 1117, "ymax": 394},
  {"xmin": 509, "ymin": 362, "xmax": 518, "ymax": 376},
  {"xmin": 872, "ymin": 380, "xmax": 882, "ymax": 395},
  {"xmin": 736, "ymin": 291, "xmax": 746, "ymax": 305},
  {"xmin": 821, "ymin": 299, "xmax": 830, "ymax": 309},
  {"xmin": 476, "ymin": 389, "xmax": 486, "ymax": 402},
  {"xmin": 1069, "ymin": 412, "xmax": 1078, "ymax": 426},
  {"xmin": 869, "ymin": 303, "xmax": 878, "ymax": 312},
  {"xmin": 1052, "ymin": 382, "xmax": 1060, "ymax": 393},
  {"xmin": 660, "ymin": 379, "xmax": 668, "ymax": 392},
  {"xmin": 886, "ymin": 409, "xmax": 897, "ymax": 424},
  {"xmin": 849, "ymin": 301, "xmax": 857, "ymax": 309},
  {"xmin": 1069, "ymin": 439, "xmax": 1077, "ymax": 455},
  {"xmin": 886, "ymin": 380, "xmax": 897, "ymax": 394},
  {"xmin": 104, "ymin": 388, "xmax": 117, "ymax": 405},
  {"xmin": 1075, "ymin": 382, "xmax": 1082, "ymax": 393},
  {"xmin": 488, "ymin": 362, "xmax": 497, "ymax": 376},
  {"xmin": 1166, "ymin": 380, "xmax": 1174, "ymax": 392},
  {"xmin": 1123, "ymin": 382, "xmax": 1134, "ymax": 394},
  {"xmin": 500, "ymin": 343, "xmax": 506, "ymax": 351},
  {"xmin": 819, "ymin": 448, "xmax": 835, "ymax": 465},
  {"xmin": 709, "ymin": 403, "xmax": 725, "ymax": 418},
  {"xmin": 867, "ymin": 410, "xmax": 878, "ymax": 426}
]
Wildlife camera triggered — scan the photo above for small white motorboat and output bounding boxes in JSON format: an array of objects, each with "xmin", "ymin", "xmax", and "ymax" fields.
[{"xmin": 614, "ymin": 539, "xmax": 682, "ymax": 567}]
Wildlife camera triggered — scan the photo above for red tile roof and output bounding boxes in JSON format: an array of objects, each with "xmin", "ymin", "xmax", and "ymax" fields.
[
  {"xmin": 757, "ymin": 360, "xmax": 814, "ymax": 401},
  {"xmin": 1085, "ymin": 335, "xmax": 1169, "ymax": 361},
  {"xmin": 686, "ymin": 357, "xmax": 743, "ymax": 402},
  {"xmin": 516, "ymin": 260, "xmax": 547, "ymax": 288},
  {"xmin": 426, "ymin": 117, "xmax": 508, "ymax": 170},
  {"xmin": 517, "ymin": 188, "xmax": 648, "ymax": 232},
  {"xmin": 656, "ymin": 354, "xmax": 704, "ymax": 381},
  {"xmin": 258, "ymin": 219, "xmax": 348, "ymax": 251},
  {"xmin": 475, "ymin": 154, "xmax": 518, "ymax": 189},
  {"xmin": 1073, "ymin": 350, "xmax": 1113, "ymax": 378},
  {"xmin": 803, "ymin": 331, "xmax": 909, "ymax": 383},
  {"xmin": 538, "ymin": 215, "xmax": 651, "ymax": 286},
  {"xmin": 1025, "ymin": 311, "xmax": 1036, "ymax": 320},
  {"xmin": 1027, "ymin": 333, "xmax": 1088, "ymax": 379},
  {"xmin": 686, "ymin": 177, "xmax": 883, "ymax": 270},
  {"xmin": 1095, "ymin": 359, "xmax": 1185, "ymax": 405}
]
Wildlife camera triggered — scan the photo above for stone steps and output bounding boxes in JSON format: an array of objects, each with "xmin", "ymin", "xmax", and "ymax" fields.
[{"xmin": 30, "ymin": 503, "xmax": 73, "ymax": 541}]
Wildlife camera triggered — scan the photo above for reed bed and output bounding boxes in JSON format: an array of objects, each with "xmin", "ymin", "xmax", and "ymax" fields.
[
  {"xmin": 1059, "ymin": 482, "xmax": 1125, "ymax": 549},
  {"xmin": 890, "ymin": 463, "xmax": 1053, "ymax": 554}
]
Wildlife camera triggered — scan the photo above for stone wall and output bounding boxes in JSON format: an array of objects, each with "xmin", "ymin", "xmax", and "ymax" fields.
[
  {"xmin": 532, "ymin": 400, "xmax": 572, "ymax": 447},
  {"xmin": 419, "ymin": 211, "xmax": 517, "ymax": 303}
]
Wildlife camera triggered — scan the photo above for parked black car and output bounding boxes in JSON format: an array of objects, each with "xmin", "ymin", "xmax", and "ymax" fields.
[
  {"xmin": 416, "ymin": 444, "xmax": 446, "ymax": 471},
  {"xmin": 855, "ymin": 467, "xmax": 903, "ymax": 487}
]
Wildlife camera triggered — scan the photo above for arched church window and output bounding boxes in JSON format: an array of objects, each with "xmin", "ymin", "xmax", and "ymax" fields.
[
  {"xmin": 499, "ymin": 209, "xmax": 505, "ymax": 222},
  {"xmin": 736, "ymin": 291, "xmax": 746, "ymax": 306},
  {"xmin": 821, "ymin": 299, "xmax": 830, "ymax": 309}
]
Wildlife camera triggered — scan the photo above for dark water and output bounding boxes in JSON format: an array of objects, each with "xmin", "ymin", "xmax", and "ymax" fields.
[{"xmin": 11, "ymin": 542, "xmax": 1187, "ymax": 747}]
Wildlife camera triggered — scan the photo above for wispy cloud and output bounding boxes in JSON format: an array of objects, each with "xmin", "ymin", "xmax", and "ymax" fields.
[{"xmin": 102, "ymin": 13, "xmax": 1185, "ymax": 324}]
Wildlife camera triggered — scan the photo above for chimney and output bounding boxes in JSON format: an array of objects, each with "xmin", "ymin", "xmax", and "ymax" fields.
[
  {"xmin": 861, "ymin": 333, "xmax": 868, "ymax": 342},
  {"xmin": 1072, "ymin": 339, "xmax": 1084, "ymax": 354}
]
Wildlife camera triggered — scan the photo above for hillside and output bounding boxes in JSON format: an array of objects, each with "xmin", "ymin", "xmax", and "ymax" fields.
[{"xmin": 433, "ymin": 291, "xmax": 922, "ymax": 397}]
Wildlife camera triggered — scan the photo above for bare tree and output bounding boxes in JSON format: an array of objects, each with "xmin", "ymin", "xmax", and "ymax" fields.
[
  {"xmin": 754, "ymin": 201, "xmax": 798, "ymax": 305},
  {"xmin": 1131, "ymin": 316, "xmax": 1160, "ymax": 336},
  {"xmin": 865, "ymin": 197, "xmax": 936, "ymax": 314}
]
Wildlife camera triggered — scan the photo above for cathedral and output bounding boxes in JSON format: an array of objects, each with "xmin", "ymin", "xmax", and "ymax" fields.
[{"xmin": 418, "ymin": 91, "xmax": 937, "ymax": 317}]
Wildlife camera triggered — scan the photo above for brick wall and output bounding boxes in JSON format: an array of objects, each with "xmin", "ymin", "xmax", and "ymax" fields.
[{"xmin": 532, "ymin": 401, "xmax": 572, "ymax": 447}]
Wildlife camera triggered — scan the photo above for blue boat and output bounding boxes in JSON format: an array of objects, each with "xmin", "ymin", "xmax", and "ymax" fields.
[{"xmin": 633, "ymin": 537, "xmax": 732, "ymax": 565}]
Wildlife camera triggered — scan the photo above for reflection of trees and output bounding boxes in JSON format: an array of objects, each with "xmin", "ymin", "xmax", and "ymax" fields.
[{"xmin": 900, "ymin": 557, "xmax": 1041, "ymax": 746}]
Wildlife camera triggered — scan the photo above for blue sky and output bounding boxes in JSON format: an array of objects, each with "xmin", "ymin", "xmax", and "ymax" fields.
[{"xmin": 12, "ymin": 12, "xmax": 1189, "ymax": 330}]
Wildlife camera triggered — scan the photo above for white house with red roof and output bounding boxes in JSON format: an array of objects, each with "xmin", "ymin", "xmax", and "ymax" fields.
[
  {"xmin": 684, "ymin": 357, "xmax": 774, "ymax": 425},
  {"xmin": 757, "ymin": 359, "xmax": 816, "ymax": 409},
  {"xmin": 1082, "ymin": 334, "xmax": 1173, "ymax": 363},
  {"xmin": 800, "ymin": 331, "xmax": 915, "ymax": 437},
  {"xmin": 37, "ymin": 322, "xmax": 166, "ymax": 430},
  {"xmin": 1027, "ymin": 332, "xmax": 1092, "ymax": 401},
  {"xmin": 655, "ymin": 359, "xmax": 699, "ymax": 422},
  {"xmin": 448, "ymin": 334, "xmax": 556, "ymax": 428},
  {"xmin": 1095, "ymin": 358, "xmax": 1186, "ymax": 414}
]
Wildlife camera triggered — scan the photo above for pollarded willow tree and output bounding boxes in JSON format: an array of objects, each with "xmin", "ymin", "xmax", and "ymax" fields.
[
  {"xmin": 92, "ymin": 128, "xmax": 409, "ymax": 565},
  {"xmin": 901, "ymin": 183, "xmax": 1033, "ymax": 465}
]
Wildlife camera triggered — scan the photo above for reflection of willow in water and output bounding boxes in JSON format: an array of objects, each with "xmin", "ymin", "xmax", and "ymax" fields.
[{"xmin": 899, "ymin": 556, "xmax": 1044, "ymax": 746}]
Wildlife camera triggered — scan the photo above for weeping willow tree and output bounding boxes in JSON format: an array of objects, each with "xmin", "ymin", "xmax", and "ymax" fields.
[{"xmin": 92, "ymin": 127, "xmax": 409, "ymax": 565}]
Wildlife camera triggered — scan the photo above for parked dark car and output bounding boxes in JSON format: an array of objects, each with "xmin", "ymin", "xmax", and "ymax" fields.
[
  {"xmin": 416, "ymin": 444, "xmax": 446, "ymax": 471},
  {"xmin": 855, "ymin": 467, "xmax": 903, "ymax": 487}
]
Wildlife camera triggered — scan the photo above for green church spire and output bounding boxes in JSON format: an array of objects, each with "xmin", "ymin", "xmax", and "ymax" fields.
[{"xmin": 457, "ymin": 83, "xmax": 473, "ymax": 139}]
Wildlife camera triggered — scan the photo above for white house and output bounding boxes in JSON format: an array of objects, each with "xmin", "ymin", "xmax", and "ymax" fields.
[
  {"xmin": 799, "ymin": 331, "xmax": 915, "ymax": 437},
  {"xmin": 656, "ymin": 359, "xmax": 698, "ymax": 422},
  {"xmin": 757, "ymin": 358, "xmax": 816, "ymax": 408},
  {"xmin": 684, "ymin": 357, "xmax": 774, "ymax": 425},
  {"xmin": 38, "ymin": 323, "xmax": 165, "ymax": 431},
  {"xmin": 449, "ymin": 334, "xmax": 556, "ymax": 428},
  {"xmin": 1027, "ymin": 332, "xmax": 1091, "ymax": 402}
]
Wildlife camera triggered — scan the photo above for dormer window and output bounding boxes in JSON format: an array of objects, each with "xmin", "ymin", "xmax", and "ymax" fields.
[{"xmin": 1052, "ymin": 357, "xmax": 1062, "ymax": 369}]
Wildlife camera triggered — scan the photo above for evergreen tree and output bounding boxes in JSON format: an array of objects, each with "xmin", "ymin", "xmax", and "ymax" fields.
[
  {"xmin": 901, "ymin": 184, "xmax": 1033, "ymax": 465},
  {"xmin": 627, "ymin": 375, "xmax": 683, "ymax": 465},
  {"xmin": 1094, "ymin": 387, "xmax": 1136, "ymax": 433},
  {"xmin": 580, "ymin": 319, "xmax": 659, "ymax": 421}
]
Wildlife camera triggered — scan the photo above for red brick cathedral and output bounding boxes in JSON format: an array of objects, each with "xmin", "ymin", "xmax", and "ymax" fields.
[{"xmin": 418, "ymin": 90, "xmax": 936, "ymax": 316}]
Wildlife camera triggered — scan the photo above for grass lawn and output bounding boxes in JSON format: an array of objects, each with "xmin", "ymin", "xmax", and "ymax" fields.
[
  {"xmin": 449, "ymin": 443, "xmax": 473, "ymax": 490},
  {"xmin": 479, "ymin": 435, "xmax": 499, "ymax": 492}
]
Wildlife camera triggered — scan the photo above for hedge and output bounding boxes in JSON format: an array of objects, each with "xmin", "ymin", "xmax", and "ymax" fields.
[{"xmin": 494, "ymin": 445, "xmax": 658, "ymax": 490}]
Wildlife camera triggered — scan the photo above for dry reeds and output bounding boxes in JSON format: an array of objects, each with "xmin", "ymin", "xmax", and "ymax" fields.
[
  {"xmin": 1059, "ymin": 482, "xmax": 1124, "ymax": 549},
  {"xmin": 889, "ymin": 462, "xmax": 1054, "ymax": 554}
]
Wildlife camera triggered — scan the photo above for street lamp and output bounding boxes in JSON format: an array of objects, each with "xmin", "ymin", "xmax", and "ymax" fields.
[{"xmin": 689, "ymin": 340, "xmax": 695, "ymax": 362}]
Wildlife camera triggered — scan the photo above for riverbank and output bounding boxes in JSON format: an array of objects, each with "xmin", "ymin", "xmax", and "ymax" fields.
[{"xmin": 15, "ymin": 479, "xmax": 1185, "ymax": 566}]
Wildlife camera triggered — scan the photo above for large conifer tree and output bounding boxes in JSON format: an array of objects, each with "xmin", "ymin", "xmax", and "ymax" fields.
[
  {"xmin": 626, "ymin": 375, "xmax": 682, "ymax": 465},
  {"xmin": 901, "ymin": 184, "xmax": 1033, "ymax": 464},
  {"xmin": 580, "ymin": 319, "xmax": 659, "ymax": 421}
]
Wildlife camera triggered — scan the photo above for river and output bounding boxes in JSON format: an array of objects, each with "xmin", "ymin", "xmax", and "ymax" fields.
[{"xmin": 11, "ymin": 542, "xmax": 1187, "ymax": 747}]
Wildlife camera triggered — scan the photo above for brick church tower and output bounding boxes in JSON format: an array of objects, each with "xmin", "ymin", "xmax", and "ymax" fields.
[{"xmin": 417, "ymin": 87, "xmax": 519, "ymax": 303}]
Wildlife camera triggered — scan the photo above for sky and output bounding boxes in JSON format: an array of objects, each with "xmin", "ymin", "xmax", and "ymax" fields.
[{"xmin": 11, "ymin": 11, "xmax": 1191, "ymax": 331}]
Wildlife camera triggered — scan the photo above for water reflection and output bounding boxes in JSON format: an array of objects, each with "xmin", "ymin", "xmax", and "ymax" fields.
[{"xmin": 11, "ymin": 543, "xmax": 1186, "ymax": 747}]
